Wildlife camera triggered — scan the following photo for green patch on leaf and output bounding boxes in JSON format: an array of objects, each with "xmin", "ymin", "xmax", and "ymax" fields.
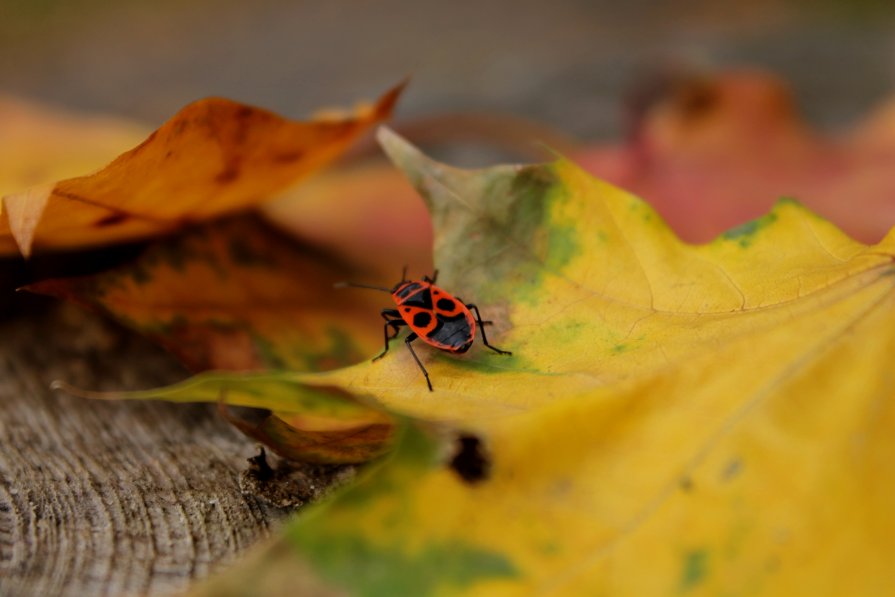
[
  {"xmin": 440, "ymin": 351, "xmax": 524, "ymax": 375},
  {"xmin": 719, "ymin": 212, "xmax": 779, "ymax": 247},
  {"xmin": 547, "ymin": 223, "xmax": 579, "ymax": 271},
  {"xmin": 378, "ymin": 129, "xmax": 575, "ymax": 308},
  {"xmin": 290, "ymin": 533, "xmax": 518, "ymax": 597},
  {"xmin": 252, "ymin": 333, "xmax": 290, "ymax": 369},
  {"xmin": 679, "ymin": 549, "xmax": 709, "ymax": 591}
]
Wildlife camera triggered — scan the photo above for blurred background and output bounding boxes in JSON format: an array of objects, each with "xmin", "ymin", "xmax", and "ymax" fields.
[{"xmin": 2, "ymin": 0, "xmax": 895, "ymax": 136}]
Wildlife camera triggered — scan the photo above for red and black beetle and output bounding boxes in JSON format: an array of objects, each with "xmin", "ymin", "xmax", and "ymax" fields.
[{"xmin": 338, "ymin": 268, "xmax": 511, "ymax": 391}]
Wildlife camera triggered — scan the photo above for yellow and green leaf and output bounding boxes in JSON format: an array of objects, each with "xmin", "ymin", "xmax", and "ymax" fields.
[
  {"xmin": 62, "ymin": 128, "xmax": 895, "ymax": 594},
  {"xmin": 53, "ymin": 371, "xmax": 396, "ymax": 464}
]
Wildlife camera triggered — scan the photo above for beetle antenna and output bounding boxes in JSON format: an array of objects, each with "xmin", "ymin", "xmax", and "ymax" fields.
[
  {"xmin": 401, "ymin": 265, "xmax": 408, "ymax": 283},
  {"xmin": 334, "ymin": 281, "xmax": 392, "ymax": 292}
]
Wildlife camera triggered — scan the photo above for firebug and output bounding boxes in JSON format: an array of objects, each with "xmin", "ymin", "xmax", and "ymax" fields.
[{"xmin": 338, "ymin": 268, "xmax": 511, "ymax": 391}]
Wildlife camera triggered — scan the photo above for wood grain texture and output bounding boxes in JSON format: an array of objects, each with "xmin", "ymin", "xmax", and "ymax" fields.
[{"xmin": 0, "ymin": 303, "xmax": 334, "ymax": 596}]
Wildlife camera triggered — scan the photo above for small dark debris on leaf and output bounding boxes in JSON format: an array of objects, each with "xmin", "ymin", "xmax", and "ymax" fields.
[
  {"xmin": 679, "ymin": 475, "xmax": 694, "ymax": 492},
  {"xmin": 240, "ymin": 445, "xmax": 355, "ymax": 510},
  {"xmin": 246, "ymin": 446, "xmax": 274, "ymax": 481},
  {"xmin": 721, "ymin": 457, "xmax": 743, "ymax": 482},
  {"xmin": 449, "ymin": 433, "xmax": 490, "ymax": 484}
]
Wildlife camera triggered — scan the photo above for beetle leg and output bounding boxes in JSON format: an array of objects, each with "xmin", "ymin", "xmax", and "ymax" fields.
[
  {"xmin": 423, "ymin": 269, "xmax": 439, "ymax": 284},
  {"xmin": 373, "ymin": 320, "xmax": 404, "ymax": 361},
  {"xmin": 466, "ymin": 304, "xmax": 512, "ymax": 355},
  {"xmin": 373, "ymin": 309, "xmax": 405, "ymax": 361},
  {"xmin": 379, "ymin": 309, "xmax": 404, "ymax": 328},
  {"xmin": 404, "ymin": 332, "xmax": 433, "ymax": 391}
]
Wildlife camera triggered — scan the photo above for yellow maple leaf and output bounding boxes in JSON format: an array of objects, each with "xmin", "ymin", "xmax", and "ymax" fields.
[{"xmin": 67, "ymin": 128, "xmax": 894, "ymax": 594}]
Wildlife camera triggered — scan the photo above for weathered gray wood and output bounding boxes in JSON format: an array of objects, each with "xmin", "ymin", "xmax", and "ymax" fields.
[{"xmin": 0, "ymin": 304, "xmax": 337, "ymax": 596}]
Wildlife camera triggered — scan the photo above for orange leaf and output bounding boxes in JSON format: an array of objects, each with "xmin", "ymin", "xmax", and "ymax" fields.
[
  {"xmin": 0, "ymin": 84, "xmax": 402, "ymax": 257},
  {"xmin": 28, "ymin": 215, "xmax": 392, "ymax": 372},
  {"xmin": 0, "ymin": 95, "xmax": 150, "ymax": 255}
]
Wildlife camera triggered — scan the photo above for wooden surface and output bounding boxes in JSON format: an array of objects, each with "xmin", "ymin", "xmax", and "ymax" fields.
[{"xmin": 0, "ymin": 303, "xmax": 342, "ymax": 596}]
